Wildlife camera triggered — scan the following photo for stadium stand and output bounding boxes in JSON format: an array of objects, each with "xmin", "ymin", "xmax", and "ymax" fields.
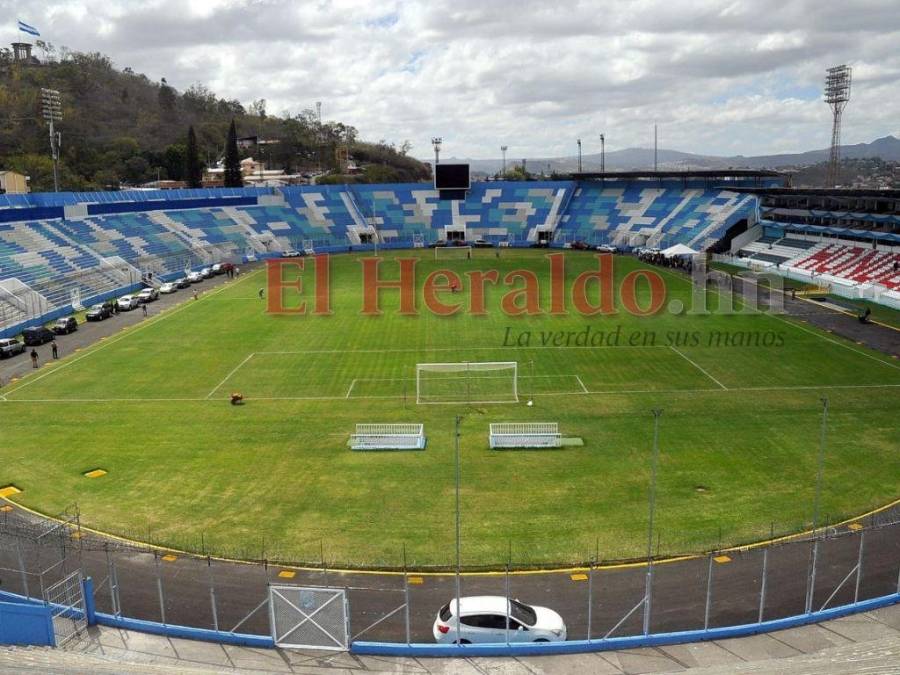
[{"xmin": 556, "ymin": 181, "xmax": 756, "ymax": 250}]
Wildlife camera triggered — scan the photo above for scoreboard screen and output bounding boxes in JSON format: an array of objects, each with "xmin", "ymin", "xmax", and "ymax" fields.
[{"xmin": 434, "ymin": 163, "xmax": 470, "ymax": 190}]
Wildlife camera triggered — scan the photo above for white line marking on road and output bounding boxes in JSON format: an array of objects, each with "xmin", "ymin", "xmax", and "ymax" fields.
[
  {"xmin": 669, "ymin": 345, "xmax": 728, "ymax": 390},
  {"xmin": 207, "ymin": 353, "xmax": 256, "ymax": 399}
]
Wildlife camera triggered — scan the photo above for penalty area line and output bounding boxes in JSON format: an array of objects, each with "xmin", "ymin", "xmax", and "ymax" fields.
[
  {"xmin": 207, "ymin": 353, "xmax": 256, "ymax": 399},
  {"xmin": 669, "ymin": 345, "xmax": 728, "ymax": 390},
  {"xmin": 575, "ymin": 375, "xmax": 589, "ymax": 393},
  {"xmin": 345, "ymin": 379, "xmax": 356, "ymax": 398}
]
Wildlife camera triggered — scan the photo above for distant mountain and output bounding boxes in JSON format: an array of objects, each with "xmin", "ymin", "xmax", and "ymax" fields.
[{"xmin": 449, "ymin": 135, "xmax": 900, "ymax": 175}]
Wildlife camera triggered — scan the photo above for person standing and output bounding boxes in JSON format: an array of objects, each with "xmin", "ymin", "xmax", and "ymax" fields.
[
  {"xmin": 30, "ymin": 348, "xmax": 38, "ymax": 368},
  {"xmin": 51, "ymin": 342, "xmax": 59, "ymax": 360},
  {"xmin": 142, "ymin": 303, "xmax": 148, "ymax": 317}
]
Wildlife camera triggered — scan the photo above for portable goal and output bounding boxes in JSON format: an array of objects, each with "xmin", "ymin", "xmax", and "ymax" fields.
[
  {"xmin": 350, "ymin": 424, "xmax": 425, "ymax": 450},
  {"xmin": 416, "ymin": 362, "xmax": 517, "ymax": 404},
  {"xmin": 489, "ymin": 423, "xmax": 561, "ymax": 449},
  {"xmin": 434, "ymin": 245, "xmax": 472, "ymax": 260}
]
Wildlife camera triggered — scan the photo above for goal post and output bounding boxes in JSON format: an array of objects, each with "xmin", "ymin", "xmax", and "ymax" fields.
[
  {"xmin": 350, "ymin": 423, "xmax": 425, "ymax": 450},
  {"xmin": 416, "ymin": 361, "xmax": 518, "ymax": 404},
  {"xmin": 434, "ymin": 245, "xmax": 472, "ymax": 260},
  {"xmin": 490, "ymin": 423, "xmax": 561, "ymax": 449}
]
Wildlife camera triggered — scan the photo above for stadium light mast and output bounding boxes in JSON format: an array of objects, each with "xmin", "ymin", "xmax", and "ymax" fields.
[
  {"xmin": 577, "ymin": 138, "xmax": 582, "ymax": 173},
  {"xmin": 500, "ymin": 145, "xmax": 508, "ymax": 176},
  {"xmin": 40, "ymin": 88, "xmax": 62, "ymax": 192},
  {"xmin": 431, "ymin": 137, "xmax": 442, "ymax": 167},
  {"xmin": 824, "ymin": 65, "xmax": 852, "ymax": 188},
  {"xmin": 600, "ymin": 133, "xmax": 605, "ymax": 173}
]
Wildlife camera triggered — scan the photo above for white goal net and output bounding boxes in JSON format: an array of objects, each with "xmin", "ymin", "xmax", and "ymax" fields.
[
  {"xmin": 434, "ymin": 245, "xmax": 472, "ymax": 260},
  {"xmin": 350, "ymin": 423, "xmax": 425, "ymax": 450},
  {"xmin": 490, "ymin": 423, "xmax": 561, "ymax": 449},
  {"xmin": 416, "ymin": 362, "xmax": 518, "ymax": 404}
]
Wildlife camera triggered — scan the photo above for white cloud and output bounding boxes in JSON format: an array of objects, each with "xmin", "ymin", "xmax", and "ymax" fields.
[{"xmin": 3, "ymin": 0, "xmax": 899, "ymax": 159}]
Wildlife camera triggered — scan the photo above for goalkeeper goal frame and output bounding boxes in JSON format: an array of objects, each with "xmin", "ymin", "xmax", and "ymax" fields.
[
  {"xmin": 415, "ymin": 361, "xmax": 518, "ymax": 404},
  {"xmin": 434, "ymin": 245, "xmax": 472, "ymax": 260}
]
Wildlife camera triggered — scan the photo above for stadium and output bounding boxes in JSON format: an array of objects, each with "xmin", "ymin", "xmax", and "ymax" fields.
[{"xmin": 0, "ymin": 167, "xmax": 898, "ymax": 658}]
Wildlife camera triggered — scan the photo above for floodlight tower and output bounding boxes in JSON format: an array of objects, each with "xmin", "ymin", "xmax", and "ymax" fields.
[
  {"xmin": 40, "ymin": 88, "xmax": 62, "ymax": 192},
  {"xmin": 600, "ymin": 133, "xmax": 605, "ymax": 173},
  {"xmin": 431, "ymin": 137, "xmax": 442, "ymax": 166},
  {"xmin": 500, "ymin": 145, "xmax": 508, "ymax": 176},
  {"xmin": 577, "ymin": 138, "xmax": 583, "ymax": 173},
  {"xmin": 824, "ymin": 65, "xmax": 852, "ymax": 188}
]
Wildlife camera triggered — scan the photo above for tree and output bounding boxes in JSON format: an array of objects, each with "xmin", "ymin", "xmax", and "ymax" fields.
[
  {"xmin": 158, "ymin": 79, "xmax": 177, "ymax": 113},
  {"xmin": 223, "ymin": 119, "xmax": 243, "ymax": 188},
  {"xmin": 185, "ymin": 126, "xmax": 203, "ymax": 188},
  {"xmin": 163, "ymin": 144, "xmax": 186, "ymax": 181}
]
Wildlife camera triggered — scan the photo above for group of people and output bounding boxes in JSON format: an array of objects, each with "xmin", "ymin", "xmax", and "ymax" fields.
[
  {"xmin": 29, "ymin": 341, "xmax": 59, "ymax": 369},
  {"xmin": 635, "ymin": 249, "xmax": 694, "ymax": 273}
]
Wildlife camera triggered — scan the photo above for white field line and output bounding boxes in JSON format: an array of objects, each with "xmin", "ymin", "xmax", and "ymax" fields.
[
  {"xmin": 669, "ymin": 345, "xmax": 728, "ymax": 390},
  {"xmin": 575, "ymin": 375, "xmax": 589, "ymax": 393},
  {"xmin": 1, "ymin": 269, "xmax": 264, "ymax": 398},
  {"xmin": 345, "ymin": 379, "xmax": 356, "ymax": 399},
  {"xmin": 207, "ymin": 353, "xmax": 256, "ymax": 399},
  {"xmin": 2, "ymin": 382, "xmax": 899, "ymax": 404},
  {"xmin": 255, "ymin": 345, "xmax": 670, "ymax": 355},
  {"xmin": 653, "ymin": 265, "xmax": 900, "ymax": 372}
]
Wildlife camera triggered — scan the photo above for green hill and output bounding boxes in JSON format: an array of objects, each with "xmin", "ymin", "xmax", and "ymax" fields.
[{"xmin": 0, "ymin": 48, "xmax": 430, "ymax": 191}]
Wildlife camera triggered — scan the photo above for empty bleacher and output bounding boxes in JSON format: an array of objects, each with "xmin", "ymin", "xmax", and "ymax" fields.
[
  {"xmin": 793, "ymin": 244, "xmax": 900, "ymax": 290},
  {"xmin": 557, "ymin": 182, "xmax": 755, "ymax": 250}
]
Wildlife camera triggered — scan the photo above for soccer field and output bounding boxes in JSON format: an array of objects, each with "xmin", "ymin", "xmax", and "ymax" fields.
[{"xmin": 1, "ymin": 249, "xmax": 898, "ymax": 567}]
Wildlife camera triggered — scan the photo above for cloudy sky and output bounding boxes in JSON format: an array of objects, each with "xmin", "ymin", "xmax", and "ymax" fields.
[{"xmin": 3, "ymin": 0, "xmax": 900, "ymax": 159}]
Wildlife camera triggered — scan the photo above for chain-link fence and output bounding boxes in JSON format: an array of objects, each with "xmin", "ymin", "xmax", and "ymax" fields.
[{"xmin": 0, "ymin": 503, "xmax": 897, "ymax": 650}]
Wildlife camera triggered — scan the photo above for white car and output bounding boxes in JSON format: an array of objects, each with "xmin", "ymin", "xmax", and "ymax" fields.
[
  {"xmin": 595, "ymin": 244, "xmax": 618, "ymax": 253},
  {"xmin": 137, "ymin": 288, "xmax": 159, "ymax": 303},
  {"xmin": 159, "ymin": 282, "xmax": 177, "ymax": 294},
  {"xmin": 211, "ymin": 263, "xmax": 223, "ymax": 274},
  {"xmin": 200, "ymin": 267, "xmax": 213, "ymax": 278},
  {"xmin": 187, "ymin": 271, "xmax": 203, "ymax": 283},
  {"xmin": 433, "ymin": 596, "xmax": 566, "ymax": 644},
  {"xmin": 281, "ymin": 249, "xmax": 302, "ymax": 258},
  {"xmin": 117, "ymin": 295, "xmax": 139, "ymax": 311}
]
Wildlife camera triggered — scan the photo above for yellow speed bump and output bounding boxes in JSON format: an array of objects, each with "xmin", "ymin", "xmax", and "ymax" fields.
[
  {"xmin": 0, "ymin": 505, "xmax": 13, "ymax": 513},
  {"xmin": 570, "ymin": 573, "xmax": 588, "ymax": 582},
  {"xmin": 0, "ymin": 486, "xmax": 21, "ymax": 499},
  {"xmin": 278, "ymin": 570, "xmax": 296, "ymax": 579},
  {"xmin": 161, "ymin": 554, "xmax": 177, "ymax": 562},
  {"xmin": 84, "ymin": 469, "xmax": 107, "ymax": 479},
  {"xmin": 847, "ymin": 523, "xmax": 863, "ymax": 531},
  {"xmin": 713, "ymin": 555, "xmax": 732, "ymax": 564},
  {"xmin": 407, "ymin": 576, "xmax": 424, "ymax": 585}
]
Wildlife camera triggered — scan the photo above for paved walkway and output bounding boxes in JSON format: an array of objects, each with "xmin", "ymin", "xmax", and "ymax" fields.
[{"xmin": 0, "ymin": 604, "xmax": 898, "ymax": 674}]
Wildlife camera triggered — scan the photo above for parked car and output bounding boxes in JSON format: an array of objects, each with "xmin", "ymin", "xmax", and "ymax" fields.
[
  {"xmin": 175, "ymin": 277, "xmax": 191, "ymax": 289},
  {"xmin": 281, "ymin": 249, "xmax": 302, "ymax": 258},
  {"xmin": 595, "ymin": 244, "xmax": 618, "ymax": 253},
  {"xmin": 429, "ymin": 239, "xmax": 448, "ymax": 248},
  {"xmin": 186, "ymin": 272, "xmax": 203, "ymax": 284},
  {"xmin": 0, "ymin": 337, "xmax": 26, "ymax": 359},
  {"xmin": 200, "ymin": 267, "xmax": 213, "ymax": 278},
  {"xmin": 570, "ymin": 241, "xmax": 590, "ymax": 251},
  {"xmin": 86, "ymin": 302, "xmax": 113, "ymax": 321},
  {"xmin": 117, "ymin": 295, "xmax": 140, "ymax": 311},
  {"xmin": 472, "ymin": 239, "xmax": 493, "ymax": 248},
  {"xmin": 159, "ymin": 282, "xmax": 177, "ymax": 294},
  {"xmin": 211, "ymin": 263, "xmax": 223, "ymax": 274},
  {"xmin": 22, "ymin": 326, "xmax": 56, "ymax": 346},
  {"xmin": 52, "ymin": 316, "xmax": 78, "ymax": 335},
  {"xmin": 433, "ymin": 596, "xmax": 566, "ymax": 644},
  {"xmin": 137, "ymin": 287, "xmax": 159, "ymax": 303}
]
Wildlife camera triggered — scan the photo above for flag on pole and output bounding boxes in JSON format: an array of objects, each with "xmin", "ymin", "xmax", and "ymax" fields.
[{"xmin": 17, "ymin": 20, "xmax": 41, "ymax": 37}]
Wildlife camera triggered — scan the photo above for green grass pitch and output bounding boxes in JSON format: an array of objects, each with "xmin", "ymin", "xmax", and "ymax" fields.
[{"xmin": 1, "ymin": 250, "xmax": 898, "ymax": 567}]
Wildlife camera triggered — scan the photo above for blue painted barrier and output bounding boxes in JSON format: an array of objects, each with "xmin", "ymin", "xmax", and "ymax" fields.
[
  {"xmin": 351, "ymin": 592, "xmax": 900, "ymax": 657},
  {"xmin": 93, "ymin": 612, "xmax": 274, "ymax": 648},
  {"xmin": 0, "ymin": 592, "xmax": 55, "ymax": 647}
]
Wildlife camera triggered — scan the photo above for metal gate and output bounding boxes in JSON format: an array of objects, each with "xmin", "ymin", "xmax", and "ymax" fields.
[
  {"xmin": 269, "ymin": 585, "xmax": 349, "ymax": 650},
  {"xmin": 44, "ymin": 570, "xmax": 86, "ymax": 646}
]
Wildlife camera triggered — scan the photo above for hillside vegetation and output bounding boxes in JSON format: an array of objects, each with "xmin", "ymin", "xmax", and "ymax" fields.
[{"xmin": 0, "ymin": 48, "xmax": 430, "ymax": 191}]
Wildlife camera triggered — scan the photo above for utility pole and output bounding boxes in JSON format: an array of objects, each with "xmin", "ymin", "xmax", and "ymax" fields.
[
  {"xmin": 500, "ymin": 145, "xmax": 508, "ymax": 176},
  {"xmin": 40, "ymin": 88, "xmax": 62, "ymax": 192},
  {"xmin": 824, "ymin": 66, "xmax": 852, "ymax": 188},
  {"xmin": 577, "ymin": 138, "xmax": 582, "ymax": 173},
  {"xmin": 432, "ymin": 137, "xmax": 442, "ymax": 167}
]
